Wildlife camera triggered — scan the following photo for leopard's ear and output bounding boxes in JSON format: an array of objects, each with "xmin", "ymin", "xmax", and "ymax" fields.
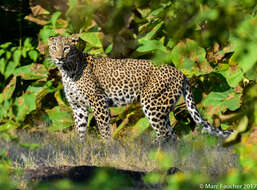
[
  {"xmin": 48, "ymin": 36, "xmax": 55, "ymax": 43},
  {"xmin": 69, "ymin": 34, "xmax": 80, "ymax": 45},
  {"xmin": 70, "ymin": 34, "xmax": 85, "ymax": 51}
]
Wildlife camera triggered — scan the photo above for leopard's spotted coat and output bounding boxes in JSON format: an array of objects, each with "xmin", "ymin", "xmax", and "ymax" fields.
[{"xmin": 48, "ymin": 35, "xmax": 233, "ymax": 143}]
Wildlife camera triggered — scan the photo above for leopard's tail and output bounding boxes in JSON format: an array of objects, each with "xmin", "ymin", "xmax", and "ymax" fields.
[{"xmin": 182, "ymin": 78, "xmax": 233, "ymax": 138}]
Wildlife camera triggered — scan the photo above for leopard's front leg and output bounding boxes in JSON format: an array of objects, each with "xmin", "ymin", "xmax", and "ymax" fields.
[
  {"xmin": 70, "ymin": 103, "xmax": 89, "ymax": 141},
  {"xmin": 88, "ymin": 94, "xmax": 111, "ymax": 140}
]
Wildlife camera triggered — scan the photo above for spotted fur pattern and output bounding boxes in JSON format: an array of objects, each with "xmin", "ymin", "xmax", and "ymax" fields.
[{"xmin": 48, "ymin": 35, "xmax": 233, "ymax": 142}]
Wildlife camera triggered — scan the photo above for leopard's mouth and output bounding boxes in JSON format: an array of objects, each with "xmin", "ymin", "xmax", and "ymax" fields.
[{"xmin": 54, "ymin": 58, "xmax": 64, "ymax": 66}]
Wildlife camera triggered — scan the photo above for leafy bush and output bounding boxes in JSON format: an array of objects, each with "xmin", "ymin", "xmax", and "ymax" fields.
[
  {"xmin": 0, "ymin": 0, "xmax": 257, "ymax": 188},
  {"xmin": 0, "ymin": 39, "xmax": 48, "ymax": 139}
]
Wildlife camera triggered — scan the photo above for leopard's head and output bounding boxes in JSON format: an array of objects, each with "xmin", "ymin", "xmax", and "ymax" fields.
[{"xmin": 48, "ymin": 35, "xmax": 80, "ymax": 68}]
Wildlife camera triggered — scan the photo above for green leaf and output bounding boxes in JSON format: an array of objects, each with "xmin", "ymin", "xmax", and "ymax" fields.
[
  {"xmin": 219, "ymin": 65, "xmax": 244, "ymax": 87},
  {"xmin": 203, "ymin": 88, "xmax": 241, "ymax": 118},
  {"xmin": 40, "ymin": 26, "xmax": 55, "ymax": 43},
  {"xmin": 150, "ymin": 8, "xmax": 164, "ymax": 17},
  {"xmin": 26, "ymin": 85, "xmax": 50, "ymax": 106},
  {"xmin": 0, "ymin": 42, "xmax": 12, "ymax": 49},
  {"xmin": 54, "ymin": 88, "xmax": 68, "ymax": 107},
  {"xmin": 170, "ymin": 39, "xmax": 212, "ymax": 76},
  {"xmin": 110, "ymin": 106, "xmax": 126, "ymax": 116},
  {"xmin": 43, "ymin": 58, "xmax": 56, "ymax": 70},
  {"xmin": 225, "ymin": 116, "xmax": 248, "ymax": 143},
  {"xmin": 4, "ymin": 61, "xmax": 16, "ymax": 79},
  {"xmin": 105, "ymin": 44, "xmax": 113, "ymax": 54},
  {"xmin": 152, "ymin": 49, "xmax": 172, "ymax": 66},
  {"xmin": 112, "ymin": 112, "xmax": 135, "ymax": 138},
  {"xmin": 245, "ymin": 64, "xmax": 257, "ymax": 81},
  {"xmin": 0, "ymin": 77, "xmax": 16, "ymax": 104},
  {"xmin": 230, "ymin": 44, "xmax": 257, "ymax": 73},
  {"xmin": 23, "ymin": 38, "xmax": 33, "ymax": 49},
  {"xmin": 144, "ymin": 173, "xmax": 162, "ymax": 184},
  {"xmin": 13, "ymin": 49, "xmax": 21, "ymax": 65},
  {"xmin": 67, "ymin": 0, "xmax": 79, "ymax": 10},
  {"xmin": 46, "ymin": 106, "xmax": 73, "ymax": 131},
  {"xmin": 0, "ymin": 58, "xmax": 6, "ymax": 77},
  {"xmin": 0, "ymin": 49, "xmax": 5, "ymax": 57},
  {"xmin": 5, "ymin": 51, "xmax": 11, "ymax": 60},
  {"xmin": 167, "ymin": 39, "xmax": 175, "ymax": 48},
  {"xmin": 28, "ymin": 50, "xmax": 38, "ymax": 62},
  {"xmin": 0, "ymin": 121, "xmax": 18, "ymax": 132},
  {"xmin": 136, "ymin": 40, "xmax": 167, "ymax": 53},
  {"xmin": 88, "ymin": 113, "xmax": 94, "ymax": 128},
  {"xmin": 14, "ymin": 92, "xmax": 37, "ymax": 122},
  {"xmin": 50, "ymin": 11, "xmax": 62, "ymax": 29},
  {"xmin": 131, "ymin": 117, "xmax": 150, "ymax": 139},
  {"xmin": 88, "ymin": 48, "xmax": 104, "ymax": 55},
  {"xmin": 80, "ymin": 32, "xmax": 102, "ymax": 48},
  {"xmin": 139, "ymin": 21, "xmax": 163, "ymax": 42},
  {"xmin": 0, "ymin": 133, "xmax": 11, "ymax": 142},
  {"xmin": 3, "ymin": 49, "xmax": 21, "ymax": 79},
  {"xmin": 14, "ymin": 64, "xmax": 48, "ymax": 80},
  {"xmin": 230, "ymin": 16, "xmax": 257, "ymax": 74},
  {"xmin": 0, "ymin": 99, "xmax": 13, "ymax": 120}
]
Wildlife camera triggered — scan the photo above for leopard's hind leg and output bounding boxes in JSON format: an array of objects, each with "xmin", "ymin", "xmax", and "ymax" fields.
[{"xmin": 141, "ymin": 84, "xmax": 183, "ymax": 143}]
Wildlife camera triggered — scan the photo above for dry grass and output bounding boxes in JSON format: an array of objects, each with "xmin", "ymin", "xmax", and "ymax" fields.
[
  {"xmin": 0, "ymin": 129, "xmax": 240, "ymax": 189},
  {"xmin": 2, "ymin": 130, "xmax": 160, "ymax": 171},
  {"xmin": 1, "ymin": 129, "xmax": 238, "ymax": 175}
]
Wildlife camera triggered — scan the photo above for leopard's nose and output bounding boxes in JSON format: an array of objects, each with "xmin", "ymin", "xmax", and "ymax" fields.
[
  {"xmin": 56, "ymin": 57, "xmax": 65, "ymax": 63},
  {"xmin": 54, "ymin": 58, "xmax": 64, "ymax": 65}
]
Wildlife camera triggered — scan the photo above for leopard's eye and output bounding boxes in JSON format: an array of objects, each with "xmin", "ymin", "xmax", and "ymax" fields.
[
  {"xmin": 63, "ymin": 46, "xmax": 70, "ymax": 52},
  {"xmin": 51, "ymin": 46, "xmax": 56, "ymax": 51}
]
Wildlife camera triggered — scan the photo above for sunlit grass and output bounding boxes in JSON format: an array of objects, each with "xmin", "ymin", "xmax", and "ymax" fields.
[
  {"xmin": 0, "ymin": 127, "xmax": 242, "ymax": 190},
  {"xmin": 0, "ymin": 129, "xmax": 238, "ymax": 175}
]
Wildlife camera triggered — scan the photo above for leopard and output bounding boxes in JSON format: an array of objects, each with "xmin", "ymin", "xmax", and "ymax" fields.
[{"xmin": 48, "ymin": 35, "xmax": 233, "ymax": 143}]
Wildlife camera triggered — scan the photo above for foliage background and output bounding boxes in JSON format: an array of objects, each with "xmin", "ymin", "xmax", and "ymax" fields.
[{"xmin": 0, "ymin": 0, "xmax": 257, "ymax": 189}]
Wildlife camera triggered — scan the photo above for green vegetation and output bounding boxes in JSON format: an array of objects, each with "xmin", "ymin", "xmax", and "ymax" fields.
[{"xmin": 0, "ymin": 0, "xmax": 257, "ymax": 189}]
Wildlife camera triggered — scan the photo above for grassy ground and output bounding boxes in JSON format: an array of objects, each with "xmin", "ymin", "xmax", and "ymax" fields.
[
  {"xmin": 1, "ymin": 128, "xmax": 238, "ymax": 176},
  {"xmin": 0, "ymin": 120, "xmax": 240, "ymax": 190}
]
